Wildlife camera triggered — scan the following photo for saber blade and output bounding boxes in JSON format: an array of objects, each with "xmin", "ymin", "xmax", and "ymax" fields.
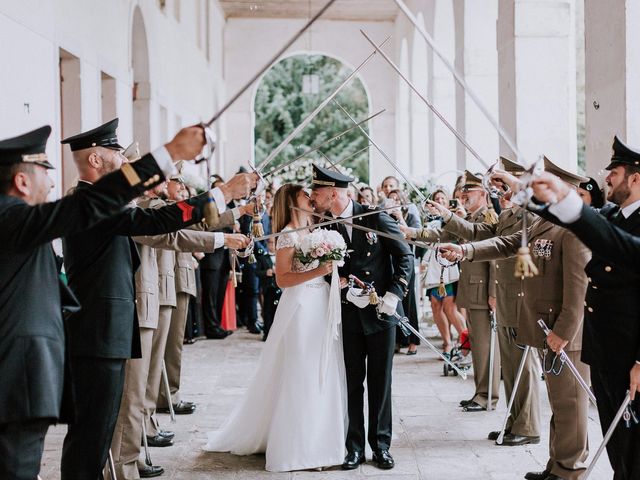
[
  {"xmin": 205, "ymin": 0, "xmax": 338, "ymax": 127},
  {"xmin": 583, "ymin": 392, "xmax": 631, "ymax": 479},
  {"xmin": 263, "ymin": 109, "xmax": 385, "ymax": 177},
  {"xmin": 537, "ymin": 319, "xmax": 597, "ymax": 406},
  {"xmin": 257, "ymin": 36, "xmax": 391, "ymax": 172},
  {"xmin": 496, "ymin": 346, "xmax": 531, "ymax": 444},
  {"xmin": 360, "ymin": 30, "xmax": 489, "ymax": 170},
  {"xmin": 334, "ymin": 100, "xmax": 427, "ymax": 203},
  {"xmin": 487, "ymin": 311, "xmax": 498, "ymax": 412},
  {"xmin": 394, "ymin": 0, "xmax": 527, "ymax": 167}
]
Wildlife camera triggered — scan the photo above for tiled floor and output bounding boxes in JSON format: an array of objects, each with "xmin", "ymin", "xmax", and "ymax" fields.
[{"xmin": 40, "ymin": 326, "xmax": 613, "ymax": 480}]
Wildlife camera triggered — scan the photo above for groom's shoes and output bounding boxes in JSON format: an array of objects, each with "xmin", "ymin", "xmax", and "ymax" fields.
[
  {"xmin": 341, "ymin": 451, "xmax": 365, "ymax": 470},
  {"xmin": 372, "ymin": 450, "xmax": 395, "ymax": 470}
]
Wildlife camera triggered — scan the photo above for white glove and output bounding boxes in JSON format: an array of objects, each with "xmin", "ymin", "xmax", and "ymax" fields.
[
  {"xmin": 378, "ymin": 292, "xmax": 400, "ymax": 316},
  {"xmin": 346, "ymin": 288, "xmax": 371, "ymax": 309}
]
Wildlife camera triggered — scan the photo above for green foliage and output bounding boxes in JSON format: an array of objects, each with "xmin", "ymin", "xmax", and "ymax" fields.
[{"xmin": 254, "ymin": 54, "xmax": 370, "ymax": 183}]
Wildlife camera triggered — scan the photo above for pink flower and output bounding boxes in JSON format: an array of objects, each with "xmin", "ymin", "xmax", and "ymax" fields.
[{"xmin": 314, "ymin": 247, "xmax": 326, "ymax": 257}]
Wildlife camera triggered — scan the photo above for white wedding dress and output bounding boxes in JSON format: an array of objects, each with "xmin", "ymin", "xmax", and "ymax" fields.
[{"xmin": 204, "ymin": 228, "xmax": 347, "ymax": 472}]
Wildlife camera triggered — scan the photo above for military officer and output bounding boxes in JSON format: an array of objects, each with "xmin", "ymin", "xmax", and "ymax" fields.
[
  {"xmin": 531, "ymin": 137, "xmax": 640, "ymax": 479},
  {"xmin": 425, "ymin": 159, "xmax": 540, "ymax": 445},
  {"xmin": 310, "ymin": 165, "xmax": 413, "ymax": 470},
  {"xmin": 440, "ymin": 158, "xmax": 591, "ymax": 480},
  {"xmin": 60, "ymin": 118, "xmax": 257, "ymax": 480},
  {"xmin": 407, "ymin": 171, "xmax": 500, "ymax": 412},
  {"xmin": 110, "ymin": 180, "xmax": 249, "ymax": 480},
  {"xmin": 0, "ymin": 124, "xmax": 192, "ymax": 480}
]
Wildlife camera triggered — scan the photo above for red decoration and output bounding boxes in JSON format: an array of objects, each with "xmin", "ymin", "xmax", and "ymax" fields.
[{"xmin": 176, "ymin": 201, "xmax": 194, "ymax": 222}]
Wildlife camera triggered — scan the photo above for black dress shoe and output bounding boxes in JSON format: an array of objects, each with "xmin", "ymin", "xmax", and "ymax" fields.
[
  {"xmin": 158, "ymin": 429, "xmax": 174, "ymax": 440},
  {"xmin": 459, "ymin": 398, "xmax": 474, "ymax": 407},
  {"xmin": 146, "ymin": 435, "xmax": 173, "ymax": 447},
  {"xmin": 341, "ymin": 451, "xmax": 365, "ymax": 470},
  {"xmin": 372, "ymin": 450, "xmax": 395, "ymax": 470},
  {"xmin": 487, "ymin": 430, "xmax": 509, "ymax": 441},
  {"xmin": 183, "ymin": 337, "xmax": 196, "ymax": 345},
  {"xmin": 543, "ymin": 475, "xmax": 566, "ymax": 480},
  {"xmin": 499, "ymin": 433, "xmax": 540, "ymax": 446},
  {"xmin": 205, "ymin": 328, "xmax": 232, "ymax": 339},
  {"xmin": 524, "ymin": 470, "xmax": 550, "ymax": 480},
  {"xmin": 247, "ymin": 322, "xmax": 263, "ymax": 334},
  {"xmin": 157, "ymin": 400, "xmax": 196, "ymax": 415},
  {"xmin": 138, "ymin": 464, "xmax": 164, "ymax": 478},
  {"xmin": 462, "ymin": 401, "xmax": 486, "ymax": 412}
]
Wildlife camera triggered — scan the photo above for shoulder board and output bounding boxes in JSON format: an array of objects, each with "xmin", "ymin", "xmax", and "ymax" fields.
[
  {"xmin": 368, "ymin": 205, "xmax": 377, "ymax": 210},
  {"xmin": 484, "ymin": 209, "xmax": 499, "ymax": 225}
]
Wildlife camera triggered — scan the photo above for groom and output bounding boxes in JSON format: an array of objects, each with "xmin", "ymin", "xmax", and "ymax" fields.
[{"xmin": 310, "ymin": 165, "xmax": 413, "ymax": 470}]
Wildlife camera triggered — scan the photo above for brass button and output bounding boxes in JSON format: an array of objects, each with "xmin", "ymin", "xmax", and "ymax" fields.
[
  {"xmin": 479, "ymin": 280, "xmax": 483, "ymax": 283},
  {"xmin": 495, "ymin": 280, "xmax": 499, "ymax": 284},
  {"xmin": 605, "ymin": 266, "xmax": 612, "ymax": 272},
  {"xmin": 365, "ymin": 271, "xmax": 370, "ymax": 275},
  {"xmin": 588, "ymin": 307, "xmax": 594, "ymax": 313},
  {"xmin": 584, "ymin": 301, "xmax": 587, "ymax": 306},
  {"xmin": 592, "ymin": 285, "xmax": 598, "ymax": 289},
  {"xmin": 587, "ymin": 277, "xmax": 592, "ymax": 282},
  {"xmin": 549, "ymin": 308, "xmax": 553, "ymax": 312},
  {"xmin": 496, "ymin": 264, "xmax": 500, "ymax": 269},
  {"xmin": 366, "ymin": 252, "xmax": 371, "ymax": 257}
]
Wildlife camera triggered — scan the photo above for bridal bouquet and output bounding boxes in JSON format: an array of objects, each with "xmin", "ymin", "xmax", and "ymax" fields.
[{"xmin": 295, "ymin": 228, "xmax": 347, "ymax": 266}]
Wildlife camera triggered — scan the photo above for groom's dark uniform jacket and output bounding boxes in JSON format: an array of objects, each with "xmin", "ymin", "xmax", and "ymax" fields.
[
  {"xmin": 337, "ymin": 202, "xmax": 413, "ymax": 334},
  {"xmin": 312, "ymin": 164, "xmax": 413, "ymax": 456}
]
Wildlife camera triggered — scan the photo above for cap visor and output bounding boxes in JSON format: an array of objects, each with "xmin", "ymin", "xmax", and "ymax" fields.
[{"xmin": 35, "ymin": 160, "xmax": 55, "ymax": 170}]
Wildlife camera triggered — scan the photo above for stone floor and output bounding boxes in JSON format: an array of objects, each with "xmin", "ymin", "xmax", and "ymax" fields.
[{"xmin": 40, "ymin": 324, "xmax": 613, "ymax": 480}]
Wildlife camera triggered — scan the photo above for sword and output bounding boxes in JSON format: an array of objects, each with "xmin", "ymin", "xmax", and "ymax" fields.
[
  {"xmin": 360, "ymin": 30, "xmax": 490, "ymax": 170},
  {"xmin": 107, "ymin": 448, "xmax": 118, "ymax": 480},
  {"xmin": 487, "ymin": 310, "xmax": 498, "ymax": 412},
  {"xmin": 161, "ymin": 360, "xmax": 176, "ymax": 423},
  {"xmin": 257, "ymin": 36, "xmax": 391, "ymax": 172},
  {"xmin": 496, "ymin": 346, "xmax": 531, "ymax": 444},
  {"xmin": 333, "ymin": 100, "xmax": 427, "ymax": 204},
  {"xmin": 537, "ymin": 319, "xmax": 597, "ymax": 406},
  {"xmin": 203, "ymin": 0, "xmax": 337, "ymax": 127},
  {"xmin": 583, "ymin": 392, "xmax": 632, "ymax": 479},
  {"xmin": 349, "ymin": 275, "xmax": 467, "ymax": 380},
  {"xmin": 141, "ymin": 417, "xmax": 153, "ymax": 467},
  {"xmin": 251, "ymin": 205, "xmax": 412, "ymax": 243},
  {"xmin": 291, "ymin": 207, "xmax": 438, "ymax": 250},
  {"xmin": 393, "ymin": 0, "xmax": 527, "ymax": 167},
  {"xmin": 263, "ymin": 109, "xmax": 385, "ymax": 177}
]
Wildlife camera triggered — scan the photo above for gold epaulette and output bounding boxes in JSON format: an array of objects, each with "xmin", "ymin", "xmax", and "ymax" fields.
[{"xmin": 484, "ymin": 209, "xmax": 499, "ymax": 225}]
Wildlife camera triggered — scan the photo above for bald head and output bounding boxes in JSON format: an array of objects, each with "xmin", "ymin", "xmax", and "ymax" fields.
[{"xmin": 72, "ymin": 146, "xmax": 124, "ymax": 182}]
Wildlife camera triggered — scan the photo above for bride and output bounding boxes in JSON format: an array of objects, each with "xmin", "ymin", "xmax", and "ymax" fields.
[{"xmin": 204, "ymin": 183, "xmax": 347, "ymax": 472}]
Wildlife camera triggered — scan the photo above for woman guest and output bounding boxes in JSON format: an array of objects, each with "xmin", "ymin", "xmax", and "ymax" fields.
[
  {"xmin": 386, "ymin": 188, "xmax": 421, "ymax": 355},
  {"xmin": 358, "ymin": 185, "xmax": 377, "ymax": 206}
]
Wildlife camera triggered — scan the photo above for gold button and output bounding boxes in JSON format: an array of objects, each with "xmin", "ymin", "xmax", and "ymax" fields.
[
  {"xmin": 588, "ymin": 277, "xmax": 592, "ymax": 282},
  {"xmin": 479, "ymin": 280, "xmax": 483, "ymax": 283},
  {"xmin": 549, "ymin": 308, "xmax": 553, "ymax": 312},
  {"xmin": 496, "ymin": 264, "xmax": 500, "ymax": 269},
  {"xmin": 592, "ymin": 285, "xmax": 598, "ymax": 289},
  {"xmin": 367, "ymin": 252, "xmax": 371, "ymax": 257},
  {"xmin": 584, "ymin": 301, "xmax": 587, "ymax": 306},
  {"xmin": 495, "ymin": 280, "xmax": 499, "ymax": 284},
  {"xmin": 605, "ymin": 266, "xmax": 612, "ymax": 272},
  {"xmin": 365, "ymin": 271, "xmax": 370, "ymax": 275},
  {"xmin": 588, "ymin": 307, "xmax": 594, "ymax": 313}
]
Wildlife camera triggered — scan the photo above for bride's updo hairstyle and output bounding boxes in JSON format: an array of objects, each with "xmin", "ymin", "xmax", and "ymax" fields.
[{"xmin": 272, "ymin": 183, "xmax": 305, "ymax": 233}]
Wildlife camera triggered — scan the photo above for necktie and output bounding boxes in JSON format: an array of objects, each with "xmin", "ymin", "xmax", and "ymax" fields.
[
  {"xmin": 611, "ymin": 208, "xmax": 625, "ymax": 226},
  {"xmin": 336, "ymin": 218, "xmax": 350, "ymax": 244}
]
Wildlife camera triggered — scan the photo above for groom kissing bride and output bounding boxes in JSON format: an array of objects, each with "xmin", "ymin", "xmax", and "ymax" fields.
[
  {"xmin": 310, "ymin": 165, "xmax": 413, "ymax": 470},
  {"xmin": 204, "ymin": 164, "xmax": 413, "ymax": 472}
]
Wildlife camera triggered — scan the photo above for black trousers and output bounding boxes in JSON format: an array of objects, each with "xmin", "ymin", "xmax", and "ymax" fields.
[
  {"xmin": 397, "ymin": 268, "xmax": 420, "ymax": 346},
  {"xmin": 237, "ymin": 261, "xmax": 259, "ymax": 327},
  {"xmin": 200, "ymin": 266, "xmax": 229, "ymax": 335},
  {"xmin": 61, "ymin": 357, "xmax": 126, "ymax": 480},
  {"xmin": 343, "ymin": 326, "xmax": 395, "ymax": 453},
  {"xmin": 591, "ymin": 365, "xmax": 640, "ymax": 480},
  {"xmin": 261, "ymin": 285, "xmax": 281, "ymax": 339},
  {"xmin": 0, "ymin": 418, "xmax": 50, "ymax": 480}
]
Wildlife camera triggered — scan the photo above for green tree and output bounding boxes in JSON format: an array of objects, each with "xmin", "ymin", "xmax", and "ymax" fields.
[{"xmin": 254, "ymin": 54, "xmax": 370, "ymax": 182}]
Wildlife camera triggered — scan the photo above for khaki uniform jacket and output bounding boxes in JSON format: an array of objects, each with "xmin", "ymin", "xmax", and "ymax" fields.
[
  {"xmin": 443, "ymin": 207, "xmax": 534, "ymax": 327},
  {"xmin": 133, "ymin": 197, "xmax": 234, "ymax": 327},
  {"xmin": 470, "ymin": 218, "xmax": 590, "ymax": 350},
  {"xmin": 175, "ymin": 252, "xmax": 198, "ymax": 297},
  {"xmin": 417, "ymin": 207, "xmax": 498, "ymax": 310}
]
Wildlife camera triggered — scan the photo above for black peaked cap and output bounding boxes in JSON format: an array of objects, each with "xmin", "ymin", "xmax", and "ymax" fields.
[
  {"xmin": 61, "ymin": 118, "xmax": 123, "ymax": 152},
  {"xmin": 0, "ymin": 125, "xmax": 54, "ymax": 169},
  {"xmin": 607, "ymin": 136, "xmax": 640, "ymax": 170},
  {"xmin": 311, "ymin": 163, "xmax": 353, "ymax": 188}
]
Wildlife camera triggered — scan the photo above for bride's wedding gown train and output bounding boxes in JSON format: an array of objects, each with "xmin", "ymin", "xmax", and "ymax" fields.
[{"xmin": 204, "ymin": 229, "xmax": 347, "ymax": 472}]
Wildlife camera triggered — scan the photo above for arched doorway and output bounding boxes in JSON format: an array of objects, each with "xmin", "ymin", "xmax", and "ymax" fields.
[
  {"xmin": 253, "ymin": 53, "xmax": 371, "ymax": 183},
  {"xmin": 132, "ymin": 7, "xmax": 150, "ymax": 153}
]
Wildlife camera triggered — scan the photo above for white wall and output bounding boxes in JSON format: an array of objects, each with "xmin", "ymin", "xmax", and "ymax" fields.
[{"xmin": 0, "ymin": 0, "xmax": 223, "ymax": 196}]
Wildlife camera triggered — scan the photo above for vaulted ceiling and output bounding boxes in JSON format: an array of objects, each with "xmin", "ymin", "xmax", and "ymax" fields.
[{"xmin": 219, "ymin": 1, "xmax": 399, "ymax": 22}]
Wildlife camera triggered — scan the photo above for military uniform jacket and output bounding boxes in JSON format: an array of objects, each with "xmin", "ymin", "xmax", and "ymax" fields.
[
  {"xmin": 132, "ymin": 197, "xmax": 228, "ymax": 327},
  {"xmin": 542, "ymin": 203, "xmax": 640, "ymax": 371},
  {"xmin": 0, "ymin": 153, "xmax": 166, "ymax": 424},
  {"xmin": 336, "ymin": 202, "xmax": 413, "ymax": 335},
  {"xmin": 470, "ymin": 218, "xmax": 590, "ymax": 351},
  {"xmin": 418, "ymin": 207, "xmax": 498, "ymax": 310},
  {"xmin": 444, "ymin": 207, "xmax": 533, "ymax": 327},
  {"xmin": 63, "ymin": 183, "xmax": 218, "ymax": 360}
]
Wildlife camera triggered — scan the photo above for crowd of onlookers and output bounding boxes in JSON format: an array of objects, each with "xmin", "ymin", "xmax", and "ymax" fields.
[{"xmin": 185, "ymin": 172, "xmax": 484, "ymax": 361}]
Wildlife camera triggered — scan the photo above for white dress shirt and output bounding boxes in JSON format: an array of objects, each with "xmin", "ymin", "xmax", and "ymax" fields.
[{"xmin": 337, "ymin": 200, "xmax": 354, "ymax": 241}]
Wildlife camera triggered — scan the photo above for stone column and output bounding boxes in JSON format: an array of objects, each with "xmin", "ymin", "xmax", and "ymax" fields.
[
  {"xmin": 584, "ymin": 0, "xmax": 640, "ymax": 176},
  {"xmin": 497, "ymin": 0, "xmax": 577, "ymax": 170}
]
